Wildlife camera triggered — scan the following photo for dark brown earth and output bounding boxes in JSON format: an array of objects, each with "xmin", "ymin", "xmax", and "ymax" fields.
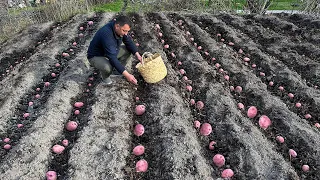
[{"xmin": 0, "ymin": 12, "xmax": 319, "ymax": 180}]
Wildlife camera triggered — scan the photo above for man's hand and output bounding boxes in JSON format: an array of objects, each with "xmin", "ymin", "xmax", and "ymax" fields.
[
  {"xmin": 135, "ymin": 52, "xmax": 142, "ymax": 62},
  {"xmin": 123, "ymin": 70, "xmax": 138, "ymax": 85}
]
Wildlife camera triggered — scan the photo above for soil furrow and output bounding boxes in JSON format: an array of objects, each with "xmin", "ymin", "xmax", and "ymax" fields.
[
  {"xmin": 0, "ymin": 19, "xmax": 101, "ymax": 179},
  {"xmin": 275, "ymin": 13, "xmax": 320, "ymax": 49},
  {"xmin": 243, "ymin": 15, "xmax": 320, "ymax": 48},
  {"xmin": 242, "ymin": 14, "xmax": 320, "ymax": 59},
  {"xmin": 126, "ymin": 13, "xmax": 214, "ymax": 180},
  {"xmin": 172, "ymin": 13, "xmax": 319, "ymax": 179},
  {"xmin": 185, "ymin": 14, "xmax": 320, "ymax": 129},
  {"xmin": 166, "ymin": 12, "xmax": 303, "ymax": 179},
  {"xmin": 44, "ymin": 13, "xmax": 110, "ymax": 180},
  {"xmin": 206, "ymin": 82, "xmax": 298, "ymax": 179},
  {"xmin": 62, "ymin": 13, "xmax": 147, "ymax": 180},
  {"xmin": 0, "ymin": 16, "xmax": 78, "ymax": 81},
  {"xmin": 216, "ymin": 13, "xmax": 320, "ymax": 87},
  {"xmin": 0, "ymin": 13, "xmax": 102, "ymax": 165},
  {"xmin": 0, "ymin": 14, "xmax": 92, "ymax": 135},
  {"xmin": 275, "ymin": 13, "xmax": 320, "ymax": 30},
  {"xmin": 68, "ymin": 76, "xmax": 134, "ymax": 180}
]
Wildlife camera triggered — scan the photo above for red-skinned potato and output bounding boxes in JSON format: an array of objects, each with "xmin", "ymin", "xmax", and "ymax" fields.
[
  {"xmin": 74, "ymin": 110, "xmax": 80, "ymax": 115},
  {"xmin": 237, "ymin": 103, "xmax": 244, "ymax": 110},
  {"xmin": 288, "ymin": 93, "xmax": 294, "ymax": 98},
  {"xmin": 62, "ymin": 139, "xmax": 69, "ymax": 146},
  {"xmin": 74, "ymin": 102, "xmax": 84, "ymax": 108},
  {"xmin": 200, "ymin": 123, "xmax": 212, "ymax": 136},
  {"xmin": 134, "ymin": 124, "xmax": 145, "ymax": 136},
  {"xmin": 194, "ymin": 120, "xmax": 201, "ymax": 129},
  {"xmin": 259, "ymin": 115, "xmax": 271, "ymax": 130},
  {"xmin": 133, "ymin": 145, "xmax": 145, "ymax": 156},
  {"xmin": 289, "ymin": 149, "xmax": 297, "ymax": 158},
  {"xmin": 276, "ymin": 136, "xmax": 285, "ymax": 143},
  {"xmin": 52, "ymin": 144, "xmax": 65, "ymax": 154},
  {"xmin": 209, "ymin": 141, "xmax": 216, "ymax": 150},
  {"xmin": 136, "ymin": 159, "xmax": 148, "ymax": 172},
  {"xmin": 269, "ymin": 81, "xmax": 274, "ymax": 86},
  {"xmin": 135, "ymin": 105, "xmax": 146, "ymax": 115},
  {"xmin": 213, "ymin": 154, "xmax": 225, "ymax": 167},
  {"xmin": 221, "ymin": 169, "xmax": 234, "ymax": 178},
  {"xmin": 235, "ymin": 86, "xmax": 242, "ymax": 93},
  {"xmin": 46, "ymin": 171, "xmax": 57, "ymax": 180},
  {"xmin": 305, "ymin": 114, "xmax": 312, "ymax": 119},
  {"xmin": 4, "ymin": 144, "xmax": 11, "ymax": 150},
  {"xmin": 243, "ymin": 57, "xmax": 250, "ymax": 62},
  {"xmin": 190, "ymin": 99, "xmax": 195, "ymax": 105},
  {"xmin": 196, "ymin": 101, "xmax": 204, "ymax": 110},
  {"xmin": 302, "ymin": 165, "xmax": 309, "ymax": 172},
  {"xmin": 247, "ymin": 106, "xmax": 258, "ymax": 118},
  {"xmin": 66, "ymin": 121, "xmax": 78, "ymax": 131},
  {"xmin": 182, "ymin": 76, "xmax": 188, "ymax": 81},
  {"xmin": 23, "ymin": 113, "xmax": 30, "ymax": 118},
  {"xmin": 186, "ymin": 85, "xmax": 192, "ymax": 92}
]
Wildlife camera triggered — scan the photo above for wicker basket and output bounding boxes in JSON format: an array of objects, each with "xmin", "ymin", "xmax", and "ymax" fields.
[{"xmin": 136, "ymin": 52, "xmax": 167, "ymax": 83}]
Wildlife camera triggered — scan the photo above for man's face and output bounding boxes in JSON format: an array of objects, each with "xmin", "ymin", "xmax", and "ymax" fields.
[{"xmin": 115, "ymin": 24, "xmax": 130, "ymax": 37}]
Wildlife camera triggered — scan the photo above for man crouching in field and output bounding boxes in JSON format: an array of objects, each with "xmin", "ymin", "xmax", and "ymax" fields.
[{"xmin": 87, "ymin": 15, "xmax": 142, "ymax": 85}]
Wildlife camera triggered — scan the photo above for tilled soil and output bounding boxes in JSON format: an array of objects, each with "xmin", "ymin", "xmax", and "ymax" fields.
[{"xmin": 0, "ymin": 12, "xmax": 319, "ymax": 180}]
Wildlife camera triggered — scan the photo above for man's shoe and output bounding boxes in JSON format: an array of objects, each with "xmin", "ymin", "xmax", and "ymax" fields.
[{"xmin": 103, "ymin": 77, "xmax": 112, "ymax": 85}]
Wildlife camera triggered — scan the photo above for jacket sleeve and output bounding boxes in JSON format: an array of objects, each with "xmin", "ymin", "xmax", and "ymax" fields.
[
  {"xmin": 101, "ymin": 31, "xmax": 126, "ymax": 74},
  {"xmin": 123, "ymin": 34, "xmax": 138, "ymax": 55}
]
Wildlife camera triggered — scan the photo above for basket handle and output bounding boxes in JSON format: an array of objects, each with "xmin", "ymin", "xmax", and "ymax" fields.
[{"xmin": 141, "ymin": 52, "xmax": 153, "ymax": 65}]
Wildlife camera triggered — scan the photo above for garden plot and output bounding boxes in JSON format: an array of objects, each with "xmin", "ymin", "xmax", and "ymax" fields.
[{"xmin": 0, "ymin": 12, "xmax": 319, "ymax": 180}]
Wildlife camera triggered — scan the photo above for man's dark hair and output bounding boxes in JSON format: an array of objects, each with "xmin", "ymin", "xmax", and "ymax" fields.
[{"xmin": 115, "ymin": 15, "xmax": 133, "ymax": 27}]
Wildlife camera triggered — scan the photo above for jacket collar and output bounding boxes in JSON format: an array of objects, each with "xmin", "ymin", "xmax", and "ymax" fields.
[{"xmin": 112, "ymin": 21, "xmax": 121, "ymax": 40}]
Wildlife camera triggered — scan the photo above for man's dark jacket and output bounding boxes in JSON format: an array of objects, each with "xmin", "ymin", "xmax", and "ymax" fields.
[{"xmin": 87, "ymin": 20, "xmax": 138, "ymax": 74}]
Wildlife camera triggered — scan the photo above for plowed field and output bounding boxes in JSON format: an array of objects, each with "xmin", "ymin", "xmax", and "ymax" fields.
[{"xmin": 0, "ymin": 12, "xmax": 319, "ymax": 180}]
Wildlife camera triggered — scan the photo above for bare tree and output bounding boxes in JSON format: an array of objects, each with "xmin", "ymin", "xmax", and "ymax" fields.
[{"xmin": 246, "ymin": 0, "xmax": 272, "ymax": 14}]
